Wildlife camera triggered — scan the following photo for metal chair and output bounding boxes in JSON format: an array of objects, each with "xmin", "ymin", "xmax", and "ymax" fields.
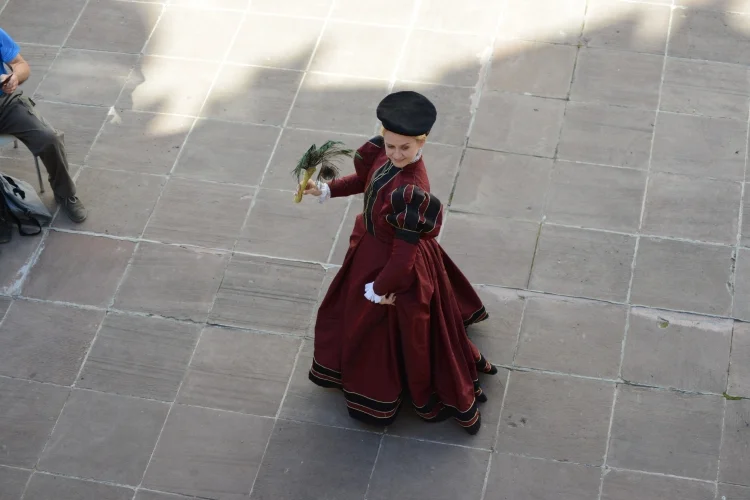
[{"xmin": 0, "ymin": 134, "xmax": 44, "ymax": 193}]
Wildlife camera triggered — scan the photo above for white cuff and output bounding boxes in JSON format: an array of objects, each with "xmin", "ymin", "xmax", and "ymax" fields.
[
  {"xmin": 364, "ymin": 282, "xmax": 382, "ymax": 304},
  {"xmin": 318, "ymin": 182, "xmax": 331, "ymax": 204}
]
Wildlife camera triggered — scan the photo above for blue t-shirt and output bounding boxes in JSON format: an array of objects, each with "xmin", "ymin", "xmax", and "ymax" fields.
[{"xmin": 0, "ymin": 28, "xmax": 19, "ymax": 96}]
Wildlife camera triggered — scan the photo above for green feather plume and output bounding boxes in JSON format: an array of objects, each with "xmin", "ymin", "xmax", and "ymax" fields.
[{"xmin": 292, "ymin": 141, "xmax": 354, "ymax": 202}]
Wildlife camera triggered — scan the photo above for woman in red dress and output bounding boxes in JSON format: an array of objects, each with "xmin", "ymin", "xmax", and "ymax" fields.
[{"xmin": 303, "ymin": 91, "xmax": 497, "ymax": 435}]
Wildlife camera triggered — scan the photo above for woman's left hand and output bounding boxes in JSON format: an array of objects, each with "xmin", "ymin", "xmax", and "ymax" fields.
[
  {"xmin": 364, "ymin": 282, "xmax": 395, "ymax": 305},
  {"xmin": 380, "ymin": 293, "xmax": 396, "ymax": 306}
]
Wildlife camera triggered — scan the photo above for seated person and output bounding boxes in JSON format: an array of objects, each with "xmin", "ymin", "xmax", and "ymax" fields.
[{"xmin": 0, "ymin": 27, "xmax": 87, "ymax": 230}]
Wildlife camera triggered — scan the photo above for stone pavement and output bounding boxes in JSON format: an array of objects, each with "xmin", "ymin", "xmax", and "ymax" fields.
[{"xmin": 0, "ymin": 0, "xmax": 749, "ymax": 498}]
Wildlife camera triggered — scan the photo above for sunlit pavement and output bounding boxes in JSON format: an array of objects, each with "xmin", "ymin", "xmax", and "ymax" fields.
[{"xmin": 0, "ymin": 0, "xmax": 748, "ymax": 499}]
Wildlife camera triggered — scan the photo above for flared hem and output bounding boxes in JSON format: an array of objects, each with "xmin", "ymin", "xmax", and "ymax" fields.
[{"xmin": 309, "ymin": 358, "xmax": 484, "ymax": 434}]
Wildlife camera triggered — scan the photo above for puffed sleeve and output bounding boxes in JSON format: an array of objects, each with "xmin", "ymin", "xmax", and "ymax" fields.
[
  {"xmin": 372, "ymin": 185, "xmax": 444, "ymax": 295},
  {"xmin": 328, "ymin": 136, "xmax": 384, "ymax": 198}
]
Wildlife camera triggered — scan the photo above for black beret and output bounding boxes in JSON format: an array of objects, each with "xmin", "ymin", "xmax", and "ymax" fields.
[{"xmin": 376, "ymin": 91, "xmax": 437, "ymax": 137}]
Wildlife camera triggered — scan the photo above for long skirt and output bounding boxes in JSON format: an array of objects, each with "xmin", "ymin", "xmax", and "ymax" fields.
[{"xmin": 309, "ymin": 222, "xmax": 494, "ymax": 434}]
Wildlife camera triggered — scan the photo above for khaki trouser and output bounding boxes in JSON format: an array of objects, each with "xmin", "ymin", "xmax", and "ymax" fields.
[{"xmin": 0, "ymin": 92, "xmax": 76, "ymax": 197}]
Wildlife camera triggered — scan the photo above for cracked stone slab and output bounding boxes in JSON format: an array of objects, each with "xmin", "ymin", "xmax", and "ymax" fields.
[
  {"xmin": 366, "ymin": 436, "xmax": 489, "ymax": 500},
  {"xmin": 496, "ymin": 371, "xmax": 614, "ymax": 465},
  {"xmin": 440, "ymin": 213, "xmax": 539, "ymax": 288},
  {"xmin": 488, "ymin": 453, "xmax": 601, "ymax": 500},
  {"xmin": 515, "ymin": 295, "xmax": 627, "ymax": 379},
  {"xmin": 113, "ymin": 243, "xmax": 228, "ymax": 323},
  {"xmin": 630, "ymin": 237, "xmax": 733, "ymax": 316},
  {"xmin": 177, "ymin": 327, "xmax": 300, "ymax": 416},
  {"xmin": 251, "ymin": 420, "xmax": 381, "ymax": 500},
  {"xmin": 661, "ymin": 58, "xmax": 750, "ymax": 120},
  {"xmin": 608, "ymin": 385, "xmax": 723, "ymax": 480},
  {"xmin": 38, "ymin": 390, "xmax": 169, "ymax": 485},
  {"xmin": 557, "ymin": 102, "xmax": 654, "ymax": 169},
  {"xmin": 209, "ymin": 254, "xmax": 326, "ymax": 334},
  {"xmin": 651, "ymin": 113, "xmax": 747, "ymax": 181},
  {"xmin": 142, "ymin": 405, "xmax": 275, "ymax": 500},
  {"xmin": 718, "ymin": 483, "xmax": 750, "ymax": 500},
  {"xmin": 0, "ymin": 378, "xmax": 69, "ymax": 468},
  {"xmin": 529, "ymin": 225, "xmax": 636, "ymax": 302},
  {"xmin": 77, "ymin": 313, "xmax": 202, "ymax": 401},
  {"xmin": 0, "ymin": 466, "xmax": 31, "ymax": 499},
  {"xmin": 544, "ymin": 161, "xmax": 646, "ymax": 233},
  {"xmin": 570, "ymin": 48, "xmax": 663, "ymax": 109},
  {"xmin": 728, "ymin": 322, "xmax": 750, "ymax": 398},
  {"xmin": 719, "ymin": 399, "xmax": 750, "ymax": 486},
  {"xmin": 0, "ymin": 300, "xmax": 104, "ymax": 385},
  {"xmin": 451, "ymin": 150, "xmax": 552, "ymax": 221},
  {"xmin": 583, "ymin": 0, "xmax": 671, "ymax": 54},
  {"xmin": 601, "ymin": 469, "xmax": 715, "ymax": 500},
  {"xmin": 641, "ymin": 172, "xmax": 741, "ymax": 244},
  {"xmin": 24, "ymin": 473, "xmax": 134, "ymax": 500},
  {"xmin": 622, "ymin": 308, "xmax": 732, "ymax": 393},
  {"xmin": 22, "ymin": 232, "xmax": 135, "ymax": 307}
]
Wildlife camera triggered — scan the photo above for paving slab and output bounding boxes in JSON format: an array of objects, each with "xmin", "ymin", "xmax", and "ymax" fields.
[
  {"xmin": 515, "ymin": 295, "xmax": 627, "ymax": 378},
  {"xmin": 250, "ymin": 420, "xmax": 380, "ymax": 500},
  {"xmin": 569, "ymin": 48, "xmax": 663, "ymax": 109},
  {"xmin": 719, "ymin": 399, "xmax": 750, "ymax": 486},
  {"xmin": 557, "ymin": 101, "xmax": 654, "ymax": 168},
  {"xmin": 77, "ymin": 313, "xmax": 201, "ymax": 401},
  {"xmin": 0, "ymin": 466, "xmax": 31, "ymax": 500},
  {"xmin": 583, "ymin": 0, "xmax": 671, "ymax": 54},
  {"xmin": 452, "ymin": 149, "xmax": 551, "ymax": 220},
  {"xmin": 544, "ymin": 161, "xmax": 646, "ymax": 232},
  {"xmin": 660, "ymin": 58, "xmax": 750, "ymax": 120},
  {"xmin": 366, "ymin": 436, "xmax": 489, "ymax": 500},
  {"xmin": 22, "ymin": 232, "xmax": 135, "ymax": 307},
  {"xmin": 114, "ymin": 243, "xmax": 228, "ymax": 322},
  {"xmin": 529, "ymin": 225, "xmax": 636, "ymax": 302},
  {"xmin": 496, "ymin": 371, "xmax": 614, "ymax": 465},
  {"xmin": 0, "ymin": 378, "xmax": 69, "ymax": 468},
  {"xmin": 0, "ymin": 300, "xmax": 104, "ymax": 385},
  {"xmin": 608, "ymin": 386, "xmax": 723, "ymax": 480},
  {"xmin": 601, "ymin": 469, "xmax": 715, "ymax": 500},
  {"xmin": 35, "ymin": 49, "xmax": 137, "ymax": 107},
  {"xmin": 728, "ymin": 322, "xmax": 750, "ymax": 398},
  {"xmin": 641, "ymin": 172, "xmax": 741, "ymax": 244},
  {"xmin": 52, "ymin": 167, "xmax": 166, "ymax": 237},
  {"xmin": 488, "ymin": 453, "xmax": 601, "ymax": 500},
  {"xmin": 23, "ymin": 474, "xmax": 134, "ymax": 500},
  {"xmin": 38, "ymin": 390, "xmax": 169, "ymax": 484},
  {"xmin": 4, "ymin": 1, "xmax": 750, "ymax": 497},
  {"xmin": 142, "ymin": 405, "xmax": 274, "ymax": 500},
  {"xmin": 622, "ymin": 308, "xmax": 732, "ymax": 393},
  {"xmin": 177, "ymin": 327, "xmax": 299, "ymax": 416}
]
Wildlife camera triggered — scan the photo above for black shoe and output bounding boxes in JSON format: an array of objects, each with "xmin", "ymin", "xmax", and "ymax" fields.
[
  {"xmin": 463, "ymin": 412, "xmax": 482, "ymax": 435},
  {"xmin": 55, "ymin": 195, "xmax": 87, "ymax": 223},
  {"xmin": 475, "ymin": 354, "xmax": 498, "ymax": 375}
]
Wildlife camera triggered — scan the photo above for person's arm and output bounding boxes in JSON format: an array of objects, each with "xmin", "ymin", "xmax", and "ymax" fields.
[
  {"xmin": 328, "ymin": 136, "xmax": 384, "ymax": 198},
  {"xmin": 6, "ymin": 54, "xmax": 30, "ymax": 85},
  {"xmin": 327, "ymin": 172, "xmax": 365, "ymax": 198},
  {"xmin": 369, "ymin": 184, "xmax": 444, "ymax": 298},
  {"xmin": 304, "ymin": 140, "xmax": 382, "ymax": 201},
  {"xmin": 0, "ymin": 28, "xmax": 27, "ymax": 94},
  {"xmin": 372, "ymin": 238, "xmax": 419, "ymax": 296}
]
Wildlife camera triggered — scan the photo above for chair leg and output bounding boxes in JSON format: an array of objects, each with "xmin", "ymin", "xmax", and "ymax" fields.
[
  {"xmin": 13, "ymin": 139, "xmax": 17, "ymax": 149},
  {"xmin": 34, "ymin": 156, "xmax": 44, "ymax": 194}
]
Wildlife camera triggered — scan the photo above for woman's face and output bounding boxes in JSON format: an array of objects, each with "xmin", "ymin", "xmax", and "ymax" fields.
[{"xmin": 383, "ymin": 130, "xmax": 425, "ymax": 168}]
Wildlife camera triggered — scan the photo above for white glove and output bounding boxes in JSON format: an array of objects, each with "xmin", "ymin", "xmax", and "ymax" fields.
[
  {"xmin": 364, "ymin": 282, "xmax": 382, "ymax": 303},
  {"xmin": 318, "ymin": 182, "xmax": 331, "ymax": 203}
]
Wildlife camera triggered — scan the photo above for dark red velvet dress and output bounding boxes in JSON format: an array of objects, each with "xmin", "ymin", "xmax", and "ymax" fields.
[{"xmin": 308, "ymin": 136, "xmax": 495, "ymax": 434}]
